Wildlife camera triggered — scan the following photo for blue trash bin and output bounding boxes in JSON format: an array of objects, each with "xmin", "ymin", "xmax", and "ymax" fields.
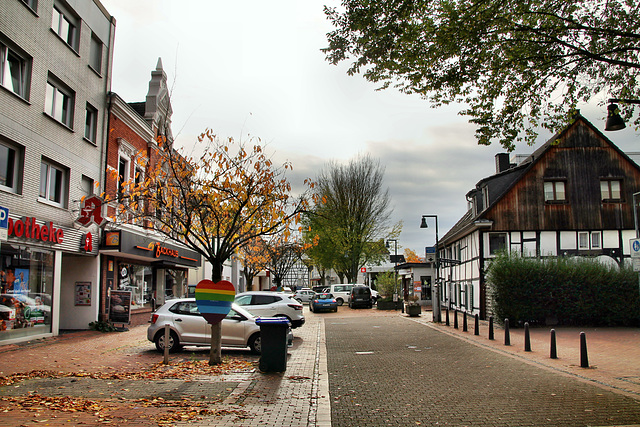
[{"xmin": 255, "ymin": 317, "xmax": 290, "ymax": 372}]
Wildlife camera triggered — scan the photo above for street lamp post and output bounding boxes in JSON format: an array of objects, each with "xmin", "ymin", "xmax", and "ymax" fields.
[
  {"xmin": 386, "ymin": 239, "xmax": 399, "ymax": 308},
  {"xmin": 420, "ymin": 215, "xmax": 441, "ymax": 323}
]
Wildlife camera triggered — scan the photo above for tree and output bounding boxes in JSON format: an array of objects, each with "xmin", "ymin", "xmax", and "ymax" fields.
[
  {"xmin": 404, "ymin": 248, "xmax": 422, "ymax": 263},
  {"xmin": 264, "ymin": 235, "xmax": 306, "ymax": 289},
  {"xmin": 308, "ymin": 154, "xmax": 395, "ymax": 282},
  {"xmin": 238, "ymin": 237, "xmax": 270, "ymax": 291},
  {"xmin": 113, "ymin": 130, "xmax": 311, "ymax": 363},
  {"xmin": 324, "ymin": 0, "xmax": 640, "ymax": 151}
]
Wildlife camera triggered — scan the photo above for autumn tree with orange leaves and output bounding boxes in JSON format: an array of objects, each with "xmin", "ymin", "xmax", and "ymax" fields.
[
  {"xmin": 237, "ymin": 237, "xmax": 270, "ymax": 291},
  {"xmin": 112, "ymin": 129, "xmax": 313, "ymax": 364}
]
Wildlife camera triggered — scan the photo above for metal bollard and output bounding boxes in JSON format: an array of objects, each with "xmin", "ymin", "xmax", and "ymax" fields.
[
  {"xmin": 454, "ymin": 309, "xmax": 459, "ymax": 329},
  {"xmin": 580, "ymin": 332, "xmax": 589, "ymax": 368},
  {"xmin": 504, "ymin": 318, "xmax": 511, "ymax": 346},
  {"xmin": 489, "ymin": 316, "xmax": 494, "ymax": 340},
  {"xmin": 445, "ymin": 308, "xmax": 450, "ymax": 326},
  {"xmin": 163, "ymin": 323, "xmax": 170, "ymax": 364},
  {"xmin": 550, "ymin": 329, "xmax": 557, "ymax": 359},
  {"xmin": 524, "ymin": 322, "xmax": 531, "ymax": 352},
  {"xmin": 463, "ymin": 312, "xmax": 468, "ymax": 332},
  {"xmin": 474, "ymin": 314, "xmax": 480, "ymax": 336}
]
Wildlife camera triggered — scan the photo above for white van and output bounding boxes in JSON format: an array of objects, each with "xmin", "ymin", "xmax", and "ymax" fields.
[{"xmin": 327, "ymin": 284, "xmax": 362, "ymax": 306}]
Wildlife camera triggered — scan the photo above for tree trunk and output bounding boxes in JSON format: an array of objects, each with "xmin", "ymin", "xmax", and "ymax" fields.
[
  {"xmin": 208, "ymin": 258, "xmax": 225, "ymax": 365},
  {"xmin": 209, "ymin": 322, "xmax": 222, "ymax": 365}
]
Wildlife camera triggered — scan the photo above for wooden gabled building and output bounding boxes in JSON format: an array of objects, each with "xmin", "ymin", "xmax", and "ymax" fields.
[{"xmin": 439, "ymin": 114, "xmax": 640, "ymax": 319}]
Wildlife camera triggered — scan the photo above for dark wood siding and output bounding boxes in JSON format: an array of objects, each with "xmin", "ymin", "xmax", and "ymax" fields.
[{"xmin": 485, "ymin": 120, "xmax": 640, "ymax": 231}]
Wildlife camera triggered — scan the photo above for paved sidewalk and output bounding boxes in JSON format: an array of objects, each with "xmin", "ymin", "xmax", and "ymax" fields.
[{"xmin": 413, "ymin": 309, "xmax": 640, "ymax": 401}]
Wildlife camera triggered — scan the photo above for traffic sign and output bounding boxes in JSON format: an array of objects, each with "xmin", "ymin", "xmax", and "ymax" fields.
[
  {"xmin": 631, "ymin": 238, "xmax": 640, "ymax": 258},
  {"xmin": 0, "ymin": 206, "xmax": 8, "ymax": 241}
]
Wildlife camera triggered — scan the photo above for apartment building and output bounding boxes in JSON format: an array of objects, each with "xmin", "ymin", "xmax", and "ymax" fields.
[{"xmin": 0, "ymin": 0, "xmax": 115, "ymax": 343}]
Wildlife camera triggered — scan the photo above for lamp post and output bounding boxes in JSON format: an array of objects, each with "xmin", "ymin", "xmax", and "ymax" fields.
[
  {"xmin": 605, "ymin": 98, "xmax": 640, "ymax": 131},
  {"xmin": 421, "ymin": 215, "xmax": 441, "ymax": 323},
  {"xmin": 386, "ymin": 239, "xmax": 399, "ymax": 307}
]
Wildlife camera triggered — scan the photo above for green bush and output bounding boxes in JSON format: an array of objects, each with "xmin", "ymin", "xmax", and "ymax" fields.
[
  {"xmin": 89, "ymin": 320, "xmax": 116, "ymax": 332},
  {"xmin": 375, "ymin": 271, "xmax": 399, "ymax": 301},
  {"xmin": 486, "ymin": 252, "xmax": 640, "ymax": 327}
]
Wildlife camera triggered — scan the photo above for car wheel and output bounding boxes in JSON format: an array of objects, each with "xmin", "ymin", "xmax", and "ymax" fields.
[
  {"xmin": 155, "ymin": 330, "xmax": 182, "ymax": 353},
  {"xmin": 336, "ymin": 298, "xmax": 344, "ymax": 306},
  {"xmin": 249, "ymin": 333, "xmax": 262, "ymax": 354}
]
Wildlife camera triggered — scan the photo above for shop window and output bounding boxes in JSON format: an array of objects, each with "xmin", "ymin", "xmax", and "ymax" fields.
[
  {"xmin": 0, "ymin": 246, "xmax": 54, "ymax": 341},
  {"xmin": 0, "ymin": 139, "xmax": 23, "ymax": 194},
  {"xmin": 118, "ymin": 264, "xmax": 153, "ymax": 308}
]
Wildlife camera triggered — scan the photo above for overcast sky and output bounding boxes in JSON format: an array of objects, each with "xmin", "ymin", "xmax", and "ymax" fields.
[{"xmin": 100, "ymin": 0, "xmax": 639, "ymax": 255}]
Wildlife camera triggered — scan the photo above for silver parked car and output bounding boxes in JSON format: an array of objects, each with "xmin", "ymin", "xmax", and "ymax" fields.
[
  {"xmin": 234, "ymin": 291, "xmax": 305, "ymax": 328},
  {"xmin": 293, "ymin": 288, "xmax": 315, "ymax": 303},
  {"xmin": 147, "ymin": 298, "xmax": 292, "ymax": 354}
]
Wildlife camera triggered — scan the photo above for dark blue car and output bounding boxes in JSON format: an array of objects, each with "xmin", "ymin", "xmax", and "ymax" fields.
[{"xmin": 309, "ymin": 293, "xmax": 338, "ymax": 313}]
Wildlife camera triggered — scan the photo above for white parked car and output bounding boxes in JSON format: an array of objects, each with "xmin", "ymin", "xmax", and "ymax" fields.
[
  {"xmin": 234, "ymin": 291, "xmax": 305, "ymax": 328},
  {"xmin": 293, "ymin": 288, "xmax": 315, "ymax": 303},
  {"xmin": 147, "ymin": 298, "xmax": 292, "ymax": 354}
]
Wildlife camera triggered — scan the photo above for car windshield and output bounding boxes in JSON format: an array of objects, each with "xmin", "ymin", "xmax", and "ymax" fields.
[{"xmin": 316, "ymin": 293, "xmax": 333, "ymax": 299}]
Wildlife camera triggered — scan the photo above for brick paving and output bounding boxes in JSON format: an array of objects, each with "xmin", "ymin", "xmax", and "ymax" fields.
[{"xmin": 0, "ymin": 306, "xmax": 640, "ymax": 426}]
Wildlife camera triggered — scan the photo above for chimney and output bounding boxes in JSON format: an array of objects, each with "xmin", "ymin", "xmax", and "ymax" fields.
[{"xmin": 495, "ymin": 153, "xmax": 511, "ymax": 173}]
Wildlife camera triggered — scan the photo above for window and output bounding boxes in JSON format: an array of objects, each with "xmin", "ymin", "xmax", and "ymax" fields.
[
  {"xmin": 85, "ymin": 103, "xmax": 97, "ymax": 142},
  {"xmin": 578, "ymin": 232, "xmax": 589, "ymax": 250},
  {"xmin": 0, "ymin": 140, "xmax": 22, "ymax": 194},
  {"xmin": 601, "ymin": 180, "xmax": 622, "ymax": 201},
  {"xmin": 21, "ymin": 0, "xmax": 38, "ymax": 12},
  {"xmin": 0, "ymin": 39, "xmax": 31, "ymax": 99},
  {"xmin": 544, "ymin": 180, "xmax": 566, "ymax": 201},
  {"xmin": 488, "ymin": 232, "xmax": 507, "ymax": 256},
  {"xmin": 51, "ymin": 4, "xmax": 78, "ymax": 51},
  {"xmin": 118, "ymin": 156, "xmax": 129, "ymax": 201},
  {"xmin": 89, "ymin": 34, "xmax": 103, "ymax": 73},
  {"xmin": 80, "ymin": 175, "xmax": 94, "ymax": 197},
  {"xmin": 45, "ymin": 77, "xmax": 74, "ymax": 128},
  {"xmin": 591, "ymin": 232, "xmax": 601, "ymax": 249},
  {"xmin": 40, "ymin": 159, "xmax": 67, "ymax": 207}
]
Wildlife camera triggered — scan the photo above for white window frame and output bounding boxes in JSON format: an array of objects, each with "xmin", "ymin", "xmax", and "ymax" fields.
[
  {"xmin": 40, "ymin": 159, "xmax": 68, "ymax": 207},
  {"xmin": 0, "ymin": 39, "xmax": 31, "ymax": 100},
  {"xmin": 601, "ymin": 179, "xmax": 622, "ymax": 201},
  {"xmin": 578, "ymin": 232, "xmax": 589, "ymax": 250},
  {"xmin": 591, "ymin": 231, "xmax": 602, "ymax": 249},
  {"xmin": 45, "ymin": 76, "xmax": 74, "ymax": 128},
  {"xmin": 0, "ymin": 140, "xmax": 22, "ymax": 194},
  {"xmin": 89, "ymin": 33, "xmax": 103, "ymax": 74},
  {"xmin": 85, "ymin": 103, "xmax": 97, "ymax": 142},
  {"xmin": 544, "ymin": 180, "xmax": 566, "ymax": 202},
  {"xmin": 51, "ymin": 4, "xmax": 79, "ymax": 51}
]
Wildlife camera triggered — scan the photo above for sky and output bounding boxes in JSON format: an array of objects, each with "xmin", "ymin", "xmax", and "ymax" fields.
[{"xmin": 100, "ymin": 0, "xmax": 639, "ymax": 256}]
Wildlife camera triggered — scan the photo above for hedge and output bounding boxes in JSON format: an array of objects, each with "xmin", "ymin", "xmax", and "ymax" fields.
[{"xmin": 485, "ymin": 252, "xmax": 640, "ymax": 327}]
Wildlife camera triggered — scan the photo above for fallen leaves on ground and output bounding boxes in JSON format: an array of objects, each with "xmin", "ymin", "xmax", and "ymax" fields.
[{"xmin": 0, "ymin": 358, "xmax": 253, "ymax": 425}]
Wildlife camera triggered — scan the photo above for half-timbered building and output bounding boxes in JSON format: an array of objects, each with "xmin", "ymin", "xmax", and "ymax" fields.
[{"xmin": 439, "ymin": 114, "xmax": 640, "ymax": 319}]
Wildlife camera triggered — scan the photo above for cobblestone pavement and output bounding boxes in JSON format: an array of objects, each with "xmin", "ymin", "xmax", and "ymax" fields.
[
  {"xmin": 326, "ymin": 311, "xmax": 640, "ymax": 426},
  {"xmin": 1, "ymin": 306, "xmax": 640, "ymax": 426}
]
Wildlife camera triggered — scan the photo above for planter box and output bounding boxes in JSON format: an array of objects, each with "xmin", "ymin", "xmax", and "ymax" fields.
[
  {"xmin": 406, "ymin": 304, "xmax": 421, "ymax": 317},
  {"xmin": 377, "ymin": 300, "xmax": 403, "ymax": 310}
]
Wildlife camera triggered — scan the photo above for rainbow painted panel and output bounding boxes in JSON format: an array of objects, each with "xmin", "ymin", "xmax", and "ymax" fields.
[{"xmin": 195, "ymin": 279, "xmax": 236, "ymax": 324}]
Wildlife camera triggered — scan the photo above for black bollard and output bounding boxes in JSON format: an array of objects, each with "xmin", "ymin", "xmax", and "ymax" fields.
[
  {"xmin": 454, "ymin": 309, "xmax": 459, "ymax": 329},
  {"xmin": 504, "ymin": 318, "xmax": 511, "ymax": 346},
  {"xmin": 580, "ymin": 332, "xmax": 589, "ymax": 368},
  {"xmin": 445, "ymin": 308, "xmax": 450, "ymax": 326},
  {"xmin": 550, "ymin": 329, "xmax": 557, "ymax": 359},
  {"xmin": 474, "ymin": 314, "xmax": 480, "ymax": 336},
  {"xmin": 489, "ymin": 316, "xmax": 494, "ymax": 340},
  {"xmin": 463, "ymin": 312, "xmax": 468, "ymax": 332},
  {"xmin": 524, "ymin": 322, "xmax": 531, "ymax": 351}
]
